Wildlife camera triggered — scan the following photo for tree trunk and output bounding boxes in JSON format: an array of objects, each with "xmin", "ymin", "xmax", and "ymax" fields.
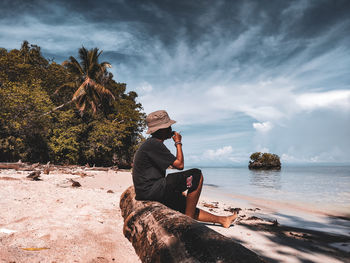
[
  {"xmin": 41, "ymin": 99, "xmax": 75, "ymax": 116},
  {"xmin": 120, "ymin": 186, "xmax": 265, "ymax": 263},
  {"xmin": 0, "ymin": 162, "xmax": 25, "ymax": 170}
]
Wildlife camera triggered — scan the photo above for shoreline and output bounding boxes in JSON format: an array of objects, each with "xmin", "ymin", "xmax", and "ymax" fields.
[
  {"xmin": 203, "ymin": 184, "xmax": 350, "ymax": 220},
  {"xmin": 201, "ymin": 184, "xmax": 350, "ymax": 234},
  {"xmin": 1, "ymin": 167, "xmax": 349, "ymax": 262}
]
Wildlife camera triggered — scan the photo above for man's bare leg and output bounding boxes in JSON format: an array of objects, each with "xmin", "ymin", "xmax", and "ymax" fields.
[
  {"xmin": 185, "ymin": 174, "xmax": 238, "ymax": 228},
  {"xmin": 185, "ymin": 174, "xmax": 204, "ymax": 218}
]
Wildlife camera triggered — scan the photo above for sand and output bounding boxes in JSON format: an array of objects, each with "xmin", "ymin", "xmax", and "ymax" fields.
[
  {"xmin": 0, "ymin": 167, "xmax": 349, "ymax": 263},
  {"xmin": 0, "ymin": 168, "xmax": 140, "ymax": 263}
]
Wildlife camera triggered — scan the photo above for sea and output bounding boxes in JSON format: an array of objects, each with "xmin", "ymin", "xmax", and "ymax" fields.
[{"xmin": 184, "ymin": 165, "xmax": 350, "ymax": 216}]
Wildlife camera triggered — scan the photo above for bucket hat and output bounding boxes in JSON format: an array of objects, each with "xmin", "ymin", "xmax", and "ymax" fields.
[{"xmin": 146, "ymin": 110, "xmax": 176, "ymax": 134}]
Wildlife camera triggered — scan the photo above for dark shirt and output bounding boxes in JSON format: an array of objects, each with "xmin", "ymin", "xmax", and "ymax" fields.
[{"xmin": 132, "ymin": 137, "xmax": 176, "ymax": 201}]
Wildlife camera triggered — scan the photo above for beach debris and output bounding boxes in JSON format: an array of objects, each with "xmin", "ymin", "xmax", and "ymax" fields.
[
  {"xmin": 287, "ymin": 231, "xmax": 312, "ymax": 239},
  {"xmin": 43, "ymin": 161, "xmax": 50, "ymax": 174},
  {"xmin": 85, "ymin": 166, "xmax": 110, "ymax": 171},
  {"xmin": 0, "ymin": 228, "xmax": 17, "ymax": 234},
  {"xmin": 247, "ymin": 208, "xmax": 261, "ymax": 212},
  {"xmin": 72, "ymin": 171, "xmax": 89, "ymax": 177},
  {"xmin": 245, "ymin": 216, "xmax": 264, "ymax": 221},
  {"xmin": 107, "ymin": 190, "xmax": 114, "ymax": 193},
  {"xmin": 0, "ymin": 162, "xmax": 26, "ymax": 170},
  {"xmin": 203, "ymin": 202, "xmax": 219, "ymax": 209},
  {"xmin": 70, "ymin": 179, "xmax": 81, "ymax": 187},
  {"xmin": 271, "ymin": 219, "xmax": 279, "ymax": 227},
  {"xmin": 27, "ymin": 171, "xmax": 41, "ymax": 181},
  {"xmin": 31, "ymin": 163, "xmax": 40, "ymax": 169},
  {"xmin": 21, "ymin": 247, "xmax": 50, "ymax": 251},
  {"xmin": 224, "ymin": 207, "xmax": 242, "ymax": 213}
]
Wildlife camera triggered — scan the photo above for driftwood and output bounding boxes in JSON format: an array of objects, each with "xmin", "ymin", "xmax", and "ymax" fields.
[
  {"xmin": 0, "ymin": 162, "xmax": 118, "ymax": 172},
  {"xmin": 0, "ymin": 162, "xmax": 43, "ymax": 171},
  {"xmin": 120, "ymin": 186, "xmax": 265, "ymax": 263},
  {"xmin": 0, "ymin": 162, "xmax": 26, "ymax": 170}
]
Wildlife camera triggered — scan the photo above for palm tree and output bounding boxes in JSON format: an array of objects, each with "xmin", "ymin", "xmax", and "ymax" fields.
[
  {"xmin": 44, "ymin": 47, "xmax": 115, "ymax": 116},
  {"xmin": 20, "ymin": 41, "xmax": 30, "ymax": 64}
]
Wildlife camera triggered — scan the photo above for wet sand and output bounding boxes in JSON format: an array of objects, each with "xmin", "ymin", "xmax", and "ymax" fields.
[{"xmin": 0, "ymin": 167, "xmax": 349, "ymax": 263}]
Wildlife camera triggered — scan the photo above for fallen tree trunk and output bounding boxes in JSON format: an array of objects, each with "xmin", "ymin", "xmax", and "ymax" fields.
[
  {"xmin": 120, "ymin": 186, "xmax": 265, "ymax": 263},
  {"xmin": 0, "ymin": 162, "xmax": 26, "ymax": 170}
]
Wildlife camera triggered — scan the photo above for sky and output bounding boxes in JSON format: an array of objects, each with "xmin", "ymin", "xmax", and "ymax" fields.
[{"xmin": 1, "ymin": 0, "xmax": 349, "ymax": 166}]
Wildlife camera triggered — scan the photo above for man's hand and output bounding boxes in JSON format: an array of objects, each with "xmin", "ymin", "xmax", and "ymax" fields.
[
  {"xmin": 172, "ymin": 131, "xmax": 182, "ymax": 143},
  {"xmin": 172, "ymin": 131, "xmax": 184, "ymax": 170}
]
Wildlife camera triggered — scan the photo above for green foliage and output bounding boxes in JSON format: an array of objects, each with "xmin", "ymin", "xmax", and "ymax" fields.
[
  {"xmin": 249, "ymin": 152, "xmax": 281, "ymax": 170},
  {"xmin": 0, "ymin": 81, "xmax": 54, "ymax": 162},
  {"xmin": 249, "ymin": 152, "xmax": 261, "ymax": 162},
  {"xmin": 0, "ymin": 41, "xmax": 145, "ymax": 166},
  {"xmin": 47, "ymin": 110, "xmax": 85, "ymax": 164}
]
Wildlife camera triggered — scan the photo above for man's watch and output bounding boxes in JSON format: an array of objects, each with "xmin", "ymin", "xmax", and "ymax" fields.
[{"xmin": 175, "ymin": 141, "xmax": 182, "ymax": 146}]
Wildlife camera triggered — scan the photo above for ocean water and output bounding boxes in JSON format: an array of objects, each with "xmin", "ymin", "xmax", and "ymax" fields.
[{"xmin": 189, "ymin": 165, "xmax": 350, "ymax": 214}]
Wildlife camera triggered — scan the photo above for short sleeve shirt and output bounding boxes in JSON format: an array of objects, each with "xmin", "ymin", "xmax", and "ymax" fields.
[{"xmin": 132, "ymin": 137, "xmax": 176, "ymax": 201}]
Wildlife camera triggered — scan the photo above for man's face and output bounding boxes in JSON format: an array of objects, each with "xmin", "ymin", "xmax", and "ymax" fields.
[
  {"xmin": 164, "ymin": 126, "xmax": 173, "ymax": 139},
  {"xmin": 153, "ymin": 126, "xmax": 173, "ymax": 140}
]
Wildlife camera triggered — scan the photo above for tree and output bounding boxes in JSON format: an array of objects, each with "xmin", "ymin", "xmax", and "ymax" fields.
[
  {"xmin": 0, "ymin": 42, "xmax": 145, "ymax": 166},
  {"xmin": 53, "ymin": 47, "xmax": 115, "ymax": 115},
  {"xmin": 248, "ymin": 152, "xmax": 281, "ymax": 170},
  {"xmin": 0, "ymin": 81, "xmax": 54, "ymax": 162},
  {"xmin": 249, "ymin": 152, "xmax": 261, "ymax": 162}
]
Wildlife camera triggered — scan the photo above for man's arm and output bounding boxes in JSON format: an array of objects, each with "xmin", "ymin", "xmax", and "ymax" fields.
[{"xmin": 172, "ymin": 131, "xmax": 184, "ymax": 170}]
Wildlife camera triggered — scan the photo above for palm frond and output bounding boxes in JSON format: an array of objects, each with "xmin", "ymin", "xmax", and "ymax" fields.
[
  {"xmin": 72, "ymin": 81, "xmax": 87, "ymax": 101},
  {"xmin": 100, "ymin": 62, "xmax": 112, "ymax": 68},
  {"xmin": 79, "ymin": 47, "xmax": 89, "ymax": 74},
  {"xmin": 78, "ymin": 101, "xmax": 86, "ymax": 112},
  {"xmin": 92, "ymin": 81, "xmax": 115, "ymax": 101},
  {"xmin": 88, "ymin": 48, "xmax": 100, "ymax": 77},
  {"xmin": 89, "ymin": 100, "xmax": 97, "ymax": 114},
  {"xmin": 62, "ymin": 56, "xmax": 84, "ymax": 76}
]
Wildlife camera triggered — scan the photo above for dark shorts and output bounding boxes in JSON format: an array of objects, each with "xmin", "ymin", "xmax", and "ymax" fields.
[{"xmin": 161, "ymin": 168, "xmax": 202, "ymax": 213}]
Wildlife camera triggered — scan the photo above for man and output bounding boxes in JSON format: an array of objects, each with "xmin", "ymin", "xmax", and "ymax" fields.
[{"xmin": 132, "ymin": 110, "xmax": 237, "ymax": 228}]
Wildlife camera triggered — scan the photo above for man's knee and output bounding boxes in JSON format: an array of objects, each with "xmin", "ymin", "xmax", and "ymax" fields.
[{"xmin": 188, "ymin": 169, "xmax": 202, "ymax": 192}]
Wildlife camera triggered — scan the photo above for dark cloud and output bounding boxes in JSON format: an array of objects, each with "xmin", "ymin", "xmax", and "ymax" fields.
[
  {"xmin": 286, "ymin": 0, "xmax": 350, "ymax": 38},
  {"xmin": 2, "ymin": 0, "xmax": 349, "ymax": 57}
]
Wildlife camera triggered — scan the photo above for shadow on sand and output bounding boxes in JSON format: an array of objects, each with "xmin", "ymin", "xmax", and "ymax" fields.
[{"xmin": 224, "ymin": 213, "xmax": 350, "ymax": 263}]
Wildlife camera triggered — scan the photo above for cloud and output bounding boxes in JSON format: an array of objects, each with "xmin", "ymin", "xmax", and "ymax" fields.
[
  {"xmin": 204, "ymin": 146, "xmax": 233, "ymax": 159},
  {"xmin": 296, "ymin": 90, "xmax": 350, "ymax": 111},
  {"xmin": 255, "ymin": 109, "xmax": 350, "ymax": 163},
  {"xmin": 185, "ymin": 145, "xmax": 250, "ymax": 165},
  {"xmin": 253, "ymin": 122, "xmax": 272, "ymax": 132},
  {"xmin": 135, "ymin": 81, "xmax": 153, "ymax": 95},
  {"xmin": 281, "ymin": 146, "xmax": 345, "ymax": 164}
]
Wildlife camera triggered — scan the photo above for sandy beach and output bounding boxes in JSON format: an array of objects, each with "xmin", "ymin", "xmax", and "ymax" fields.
[{"xmin": 0, "ymin": 166, "xmax": 349, "ymax": 263}]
